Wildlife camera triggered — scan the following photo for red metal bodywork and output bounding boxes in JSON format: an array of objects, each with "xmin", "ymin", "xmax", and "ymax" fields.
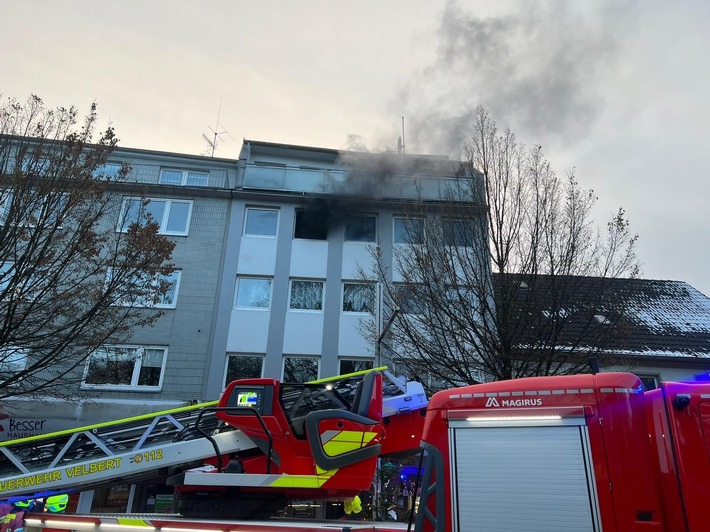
[
  {"xmin": 646, "ymin": 381, "xmax": 710, "ymax": 532},
  {"xmin": 418, "ymin": 372, "xmax": 710, "ymax": 532},
  {"xmin": 183, "ymin": 371, "xmax": 423, "ymax": 502},
  {"xmin": 209, "ymin": 376, "xmax": 384, "ymax": 497},
  {"xmin": 169, "ymin": 370, "xmax": 428, "ymax": 519}
]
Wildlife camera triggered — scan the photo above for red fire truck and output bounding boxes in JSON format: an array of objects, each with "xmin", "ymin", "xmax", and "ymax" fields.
[
  {"xmin": 415, "ymin": 371, "xmax": 709, "ymax": 531},
  {"xmin": 4, "ymin": 369, "xmax": 710, "ymax": 531}
]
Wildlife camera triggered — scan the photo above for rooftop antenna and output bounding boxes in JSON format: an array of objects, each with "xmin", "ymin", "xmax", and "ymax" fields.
[
  {"xmin": 397, "ymin": 116, "xmax": 406, "ymax": 155},
  {"xmin": 202, "ymin": 97, "xmax": 229, "ymax": 157}
]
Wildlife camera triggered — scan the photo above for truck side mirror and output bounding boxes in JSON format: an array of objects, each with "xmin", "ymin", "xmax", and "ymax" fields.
[{"xmin": 673, "ymin": 394, "xmax": 691, "ymax": 411}]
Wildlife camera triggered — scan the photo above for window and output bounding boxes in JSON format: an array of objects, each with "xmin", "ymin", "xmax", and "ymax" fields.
[
  {"xmin": 394, "ymin": 283, "xmax": 426, "ymax": 315},
  {"xmin": 0, "ymin": 262, "xmax": 13, "ymax": 294},
  {"xmin": 289, "ymin": 280, "xmax": 324, "ymax": 310},
  {"xmin": 294, "ymin": 209, "xmax": 328, "ymax": 240},
  {"xmin": 83, "ymin": 346, "xmax": 166, "ymax": 390},
  {"xmin": 0, "ymin": 192, "xmax": 68, "ymax": 227},
  {"xmin": 158, "ymin": 271, "xmax": 181, "ymax": 307},
  {"xmin": 244, "ymin": 208, "xmax": 279, "ymax": 236},
  {"xmin": 283, "ymin": 356, "xmax": 319, "ymax": 383},
  {"xmin": 92, "ymin": 162, "xmax": 123, "ymax": 180},
  {"xmin": 118, "ymin": 197, "xmax": 193, "ymax": 236},
  {"xmin": 159, "ymin": 169, "xmax": 209, "ymax": 187},
  {"xmin": 394, "ymin": 217, "xmax": 424, "ymax": 244},
  {"xmin": 0, "ymin": 262, "xmax": 39, "ymax": 302},
  {"xmin": 343, "ymin": 283, "xmax": 375, "ymax": 313},
  {"xmin": 254, "ymin": 161, "xmax": 286, "ymax": 167},
  {"xmin": 637, "ymin": 374, "xmax": 660, "ymax": 391},
  {"xmin": 108, "ymin": 269, "xmax": 181, "ymax": 309},
  {"xmin": 542, "ymin": 308, "xmax": 571, "ymax": 319},
  {"xmin": 235, "ymin": 277, "xmax": 272, "ymax": 308},
  {"xmin": 443, "ymin": 219, "xmax": 475, "ymax": 247},
  {"xmin": 345, "ymin": 215, "xmax": 376, "ymax": 242},
  {"xmin": 446, "ymin": 286, "xmax": 477, "ymax": 308},
  {"xmin": 339, "ymin": 359, "xmax": 373, "ymax": 375},
  {"xmin": 0, "ymin": 346, "xmax": 28, "ymax": 373},
  {"xmin": 224, "ymin": 354, "xmax": 264, "ymax": 388},
  {"xmin": 593, "ymin": 314, "xmax": 611, "ymax": 325},
  {"xmin": 394, "ymin": 359, "xmax": 446, "ymax": 393},
  {"xmin": 21, "ymin": 156, "xmax": 51, "ymax": 175}
]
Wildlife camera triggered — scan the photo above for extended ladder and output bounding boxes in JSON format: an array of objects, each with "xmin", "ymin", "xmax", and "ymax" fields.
[{"xmin": 0, "ymin": 402, "xmax": 256, "ymax": 501}]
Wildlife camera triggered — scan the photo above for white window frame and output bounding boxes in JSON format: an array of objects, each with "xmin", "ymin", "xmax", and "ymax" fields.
[
  {"xmin": 81, "ymin": 345, "xmax": 167, "ymax": 391},
  {"xmin": 345, "ymin": 214, "xmax": 377, "ymax": 243},
  {"xmin": 156, "ymin": 270, "xmax": 181, "ymax": 308},
  {"xmin": 234, "ymin": 276, "xmax": 273, "ymax": 309},
  {"xmin": 394, "ymin": 217, "xmax": 424, "ymax": 245},
  {"xmin": 288, "ymin": 279, "xmax": 325, "ymax": 311},
  {"xmin": 342, "ymin": 282, "xmax": 376, "ymax": 314},
  {"xmin": 223, "ymin": 354, "xmax": 265, "ymax": 389},
  {"xmin": 244, "ymin": 207, "xmax": 279, "ymax": 237},
  {"xmin": 107, "ymin": 268, "xmax": 181, "ymax": 309},
  {"xmin": 282, "ymin": 355, "xmax": 320, "ymax": 383},
  {"xmin": 159, "ymin": 168, "xmax": 209, "ymax": 187},
  {"xmin": 118, "ymin": 197, "xmax": 193, "ymax": 236}
]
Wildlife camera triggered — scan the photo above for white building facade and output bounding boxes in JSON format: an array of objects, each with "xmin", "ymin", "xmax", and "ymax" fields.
[{"xmin": 203, "ymin": 140, "xmax": 462, "ymax": 397}]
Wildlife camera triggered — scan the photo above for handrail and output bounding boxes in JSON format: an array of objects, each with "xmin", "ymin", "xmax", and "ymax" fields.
[{"xmin": 0, "ymin": 401, "xmax": 218, "ymax": 448}]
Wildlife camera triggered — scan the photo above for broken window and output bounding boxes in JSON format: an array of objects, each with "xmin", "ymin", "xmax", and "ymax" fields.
[{"xmin": 294, "ymin": 209, "xmax": 328, "ymax": 240}]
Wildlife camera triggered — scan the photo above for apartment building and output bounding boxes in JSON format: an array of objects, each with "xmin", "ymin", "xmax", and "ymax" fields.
[
  {"xmin": 202, "ymin": 140, "xmax": 463, "ymax": 398},
  {"xmin": 1, "ymin": 139, "xmax": 464, "ymax": 440},
  {"xmin": 0, "ymin": 146, "xmax": 237, "ymax": 440}
]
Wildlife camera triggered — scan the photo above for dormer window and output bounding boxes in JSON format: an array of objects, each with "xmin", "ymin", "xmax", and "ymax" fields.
[{"xmin": 594, "ymin": 314, "xmax": 610, "ymax": 325}]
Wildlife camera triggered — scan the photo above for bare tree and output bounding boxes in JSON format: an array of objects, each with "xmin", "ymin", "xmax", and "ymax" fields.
[
  {"xmin": 0, "ymin": 95, "xmax": 175, "ymax": 399},
  {"xmin": 364, "ymin": 107, "xmax": 639, "ymax": 390}
]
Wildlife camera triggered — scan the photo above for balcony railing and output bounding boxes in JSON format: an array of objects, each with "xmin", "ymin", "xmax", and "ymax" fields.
[{"xmin": 243, "ymin": 165, "xmax": 475, "ymax": 202}]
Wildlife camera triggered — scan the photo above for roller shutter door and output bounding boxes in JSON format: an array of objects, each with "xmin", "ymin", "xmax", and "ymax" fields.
[{"xmin": 452, "ymin": 424, "xmax": 600, "ymax": 531}]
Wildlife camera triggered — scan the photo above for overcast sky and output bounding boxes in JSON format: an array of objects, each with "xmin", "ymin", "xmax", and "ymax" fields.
[{"xmin": 3, "ymin": 1, "xmax": 709, "ymax": 295}]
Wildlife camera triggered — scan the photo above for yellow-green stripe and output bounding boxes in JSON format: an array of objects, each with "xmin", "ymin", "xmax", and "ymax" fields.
[
  {"xmin": 0, "ymin": 400, "xmax": 218, "ymax": 447},
  {"xmin": 1, "ymin": 368, "xmax": 388, "ymax": 447},
  {"xmin": 308, "ymin": 366, "xmax": 387, "ymax": 384}
]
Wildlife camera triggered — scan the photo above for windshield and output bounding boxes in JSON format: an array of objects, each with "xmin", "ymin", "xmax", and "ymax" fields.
[{"xmin": 280, "ymin": 380, "xmax": 355, "ymax": 438}]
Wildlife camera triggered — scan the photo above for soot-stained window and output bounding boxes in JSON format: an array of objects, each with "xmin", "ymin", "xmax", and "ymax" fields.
[{"xmin": 294, "ymin": 209, "xmax": 328, "ymax": 240}]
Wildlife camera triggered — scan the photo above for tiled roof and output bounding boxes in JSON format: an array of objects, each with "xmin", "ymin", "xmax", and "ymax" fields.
[{"xmin": 494, "ymin": 274, "xmax": 710, "ymax": 359}]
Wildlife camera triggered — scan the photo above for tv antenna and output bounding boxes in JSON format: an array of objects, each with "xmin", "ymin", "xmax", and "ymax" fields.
[
  {"xmin": 202, "ymin": 97, "xmax": 230, "ymax": 157},
  {"xmin": 397, "ymin": 116, "xmax": 406, "ymax": 154}
]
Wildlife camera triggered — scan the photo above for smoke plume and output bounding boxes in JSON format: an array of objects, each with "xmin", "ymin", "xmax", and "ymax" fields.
[{"xmin": 400, "ymin": 1, "xmax": 637, "ymax": 156}]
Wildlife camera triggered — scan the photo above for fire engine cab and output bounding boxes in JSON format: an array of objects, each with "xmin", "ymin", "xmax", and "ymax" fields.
[{"xmin": 415, "ymin": 371, "xmax": 710, "ymax": 532}]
